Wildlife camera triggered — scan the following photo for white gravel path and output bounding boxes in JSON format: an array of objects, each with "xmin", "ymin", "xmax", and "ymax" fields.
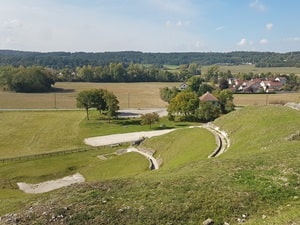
[
  {"xmin": 17, "ymin": 173, "xmax": 85, "ymax": 194},
  {"xmin": 84, "ymin": 129, "xmax": 176, "ymax": 147}
]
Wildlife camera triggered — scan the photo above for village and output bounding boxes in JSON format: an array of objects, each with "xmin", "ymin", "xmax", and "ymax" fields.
[{"xmin": 228, "ymin": 76, "xmax": 287, "ymax": 93}]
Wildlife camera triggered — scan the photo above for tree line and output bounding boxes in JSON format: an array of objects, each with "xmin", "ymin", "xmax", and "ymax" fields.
[
  {"xmin": 1, "ymin": 50, "xmax": 300, "ymax": 69},
  {"xmin": 57, "ymin": 63, "xmax": 196, "ymax": 82},
  {"xmin": 0, "ymin": 66, "xmax": 55, "ymax": 92},
  {"xmin": 0, "ymin": 63, "xmax": 201, "ymax": 92}
]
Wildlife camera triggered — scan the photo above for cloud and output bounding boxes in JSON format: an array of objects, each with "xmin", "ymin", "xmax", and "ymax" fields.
[
  {"xmin": 165, "ymin": 20, "xmax": 172, "ymax": 26},
  {"xmin": 260, "ymin": 39, "xmax": 268, "ymax": 44},
  {"xmin": 266, "ymin": 23, "xmax": 273, "ymax": 31},
  {"xmin": 249, "ymin": 0, "xmax": 266, "ymax": 12},
  {"xmin": 215, "ymin": 26, "xmax": 224, "ymax": 31},
  {"xmin": 177, "ymin": 21, "xmax": 183, "ymax": 27},
  {"xmin": 1, "ymin": 19, "xmax": 22, "ymax": 30},
  {"xmin": 237, "ymin": 38, "xmax": 247, "ymax": 46}
]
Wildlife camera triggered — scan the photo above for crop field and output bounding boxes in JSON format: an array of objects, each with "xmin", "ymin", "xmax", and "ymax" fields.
[
  {"xmin": 202, "ymin": 64, "xmax": 300, "ymax": 75},
  {"xmin": 0, "ymin": 82, "xmax": 180, "ymax": 109},
  {"xmin": 0, "ymin": 81, "xmax": 299, "ymax": 109}
]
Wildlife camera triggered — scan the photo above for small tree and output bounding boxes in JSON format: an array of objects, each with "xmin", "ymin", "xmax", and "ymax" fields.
[
  {"xmin": 140, "ymin": 112, "xmax": 159, "ymax": 128},
  {"xmin": 103, "ymin": 90, "xmax": 119, "ymax": 122},
  {"xmin": 76, "ymin": 90, "xmax": 94, "ymax": 120},
  {"xmin": 76, "ymin": 89, "xmax": 119, "ymax": 120}
]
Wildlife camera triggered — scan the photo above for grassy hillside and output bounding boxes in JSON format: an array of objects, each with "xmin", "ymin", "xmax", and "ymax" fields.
[{"xmin": 0, "ymin": 106, "xmax": 299, "ymax": 224}]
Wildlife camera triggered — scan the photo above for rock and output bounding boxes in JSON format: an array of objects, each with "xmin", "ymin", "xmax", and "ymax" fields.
[
  {"xmin": 262, "ymin": 215, "xmax": 267, "ymax": 219},
  {"xmin": 203, "ymin": 218, "xmax": 214, "ymax": 225}
]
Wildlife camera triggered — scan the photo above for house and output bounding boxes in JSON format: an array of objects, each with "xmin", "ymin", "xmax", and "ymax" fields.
[
  {"xmin": 179, "ymin": 83, "xmax": 188, "ymax": 90},
  {"xmin": 261, "ymin": 80, "xmax": 283, "ymax": 92},
  {"xmin": 243, "ymin": 79, "xmax": 262, "ymax": 93},
  {"xmin": 199, "ymin": 92, "xmax": 218, "ymax": 102}
]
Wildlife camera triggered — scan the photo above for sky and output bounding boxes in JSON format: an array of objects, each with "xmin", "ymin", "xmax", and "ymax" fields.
[{"xmin": 0, "ymin": 0, "xmax": 299, "ymax": 53}]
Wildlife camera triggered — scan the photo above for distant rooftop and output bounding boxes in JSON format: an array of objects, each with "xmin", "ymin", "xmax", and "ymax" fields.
[{"xmin": 199, "ymin": 92, "xmax": 218, "ymax": 102}]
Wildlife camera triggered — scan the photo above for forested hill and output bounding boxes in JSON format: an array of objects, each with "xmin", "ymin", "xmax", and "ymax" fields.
[{"xmin": 1, "ymin": 50, "xmax": 300, "ymax": 69}]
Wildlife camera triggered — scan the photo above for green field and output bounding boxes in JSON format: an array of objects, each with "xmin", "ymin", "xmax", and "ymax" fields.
[{"xmin": 0, "ymin": 105, "xmax": 299, "ymax": 224}]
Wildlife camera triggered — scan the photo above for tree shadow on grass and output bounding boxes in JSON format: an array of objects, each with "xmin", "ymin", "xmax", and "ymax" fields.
[
  {"xmin": 113, "ymin": 119, "xmax": 141, "ymax": 126},
  {"xmin": 51, "ymin": 87, "xmax": 75, "ymax": 93}
]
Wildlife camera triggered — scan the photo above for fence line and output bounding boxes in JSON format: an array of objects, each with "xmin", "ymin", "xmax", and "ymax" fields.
[{"xmin": 0, "ymin": 147, "xmax": 95, "ymax": 163}]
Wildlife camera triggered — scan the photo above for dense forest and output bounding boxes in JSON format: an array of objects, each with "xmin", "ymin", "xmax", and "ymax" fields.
[{"xmin": 1, "ymin": 50, "xmax": 300, "ymax": 69}]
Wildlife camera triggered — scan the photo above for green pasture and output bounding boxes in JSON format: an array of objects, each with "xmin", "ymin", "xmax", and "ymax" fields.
[
  {"xmin": 144, "ymin": 127, "xmax": 216, "ymax": 169},
  {"xmin": 214, "ymin": 105, "xmax": 300, "ymax": 157},
  {"xmin": 0, "ymin": 105, "xmax": 299, "ymax": 224}
]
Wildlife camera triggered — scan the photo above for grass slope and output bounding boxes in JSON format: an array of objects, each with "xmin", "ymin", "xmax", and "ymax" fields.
[
  {"xmin": 0, "ymin": 106, "xmax": 299, "ymax": 224},
  {"xmin": 143, "ymin": 127, "xmax": 216, "ymax": 169}
]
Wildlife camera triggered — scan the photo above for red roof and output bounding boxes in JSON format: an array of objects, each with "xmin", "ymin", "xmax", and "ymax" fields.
[{"xmin": 199, "ymin": 92, "xmax": 218, "ymax": 102}]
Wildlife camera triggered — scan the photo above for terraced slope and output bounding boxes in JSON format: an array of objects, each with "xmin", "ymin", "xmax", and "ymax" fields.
[{"xmin": 1, "ymin": 105, "xmax": 299, "ymax": 225}]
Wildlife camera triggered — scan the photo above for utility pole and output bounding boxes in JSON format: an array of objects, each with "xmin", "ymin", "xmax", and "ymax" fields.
[
  {"xmin": 128, "ymin": 92, "xmax": 130, "ymax": 108},
  {"xmin": 54, "ymin": 92, "xmax": 57, "ymax": 109}
]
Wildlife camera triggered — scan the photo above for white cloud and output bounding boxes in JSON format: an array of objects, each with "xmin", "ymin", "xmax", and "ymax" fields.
[
  {"xmin": 250, "ymin": 0, "xmax": 266, "ymax": 12},
  {"xmin": 177, "ymin": 21, "xmax": 183, "ymax": 27},
  {"xmin": 266, "ymin": 23, "xmax": 273, "ymax": 31},
  {"xmin": 260, "ymin": 39, "xmax": 268, "ymax": 44},
  {"xmin": 165, "ymin": 20, "xmax": 172, "ymax": 26},
  {"xmin": 215, "ymin": 26, "xmax": 224, "ymax": 31},
  {"xmin": 237, "ymin": 38, "xmax": 247, "ymax": 46},
  {"xmin": 1, "ymin": 19, "xmax": 22, "ymax": 30}
]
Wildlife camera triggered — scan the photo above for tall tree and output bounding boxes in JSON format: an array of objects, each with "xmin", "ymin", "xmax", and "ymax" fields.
[
  {"xmin": 187, "ymin": 76, "xmax": 203, "ymax": 93},
  {"xmin": 159, "ymin": 87, "xmax": 179, "ymax": 103},
  {"xmin": 213, "ymin": 89, "xmax": 235, "ymax": 113},
  {"xmin": 168, "ymin": 91, "xmax": 199, "ymax": 117},
  {"xmin": 196, "ymin": 102, "xmax": 220, "ymax": 122}
]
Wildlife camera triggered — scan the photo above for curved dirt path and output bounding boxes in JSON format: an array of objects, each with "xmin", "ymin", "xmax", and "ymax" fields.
[
  {"xmin": 201, "ymin": 123, "xmax": 230, "ymax": 158},
  {"xmin": 127, "ymin": 147, "xmax": 159, "ymax": 170}
]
